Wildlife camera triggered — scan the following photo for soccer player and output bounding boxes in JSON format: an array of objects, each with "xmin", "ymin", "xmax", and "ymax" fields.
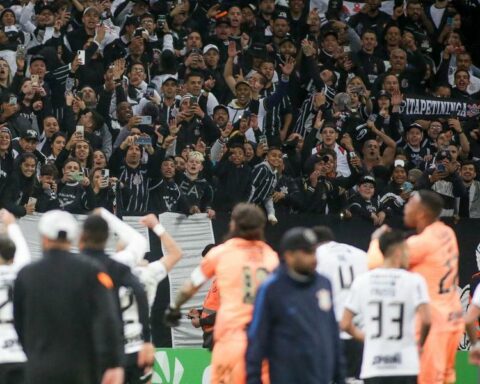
[
  {"xmin": 93, "ymin": 209, "xmax": 182, "ymax": 383},
  {"xmin": 164, "ymin": 203, "xmax": 279, "ymax": 384},
  {"xmin": 367, "ymin": 190, "xmax": 464, "ymax": 384},
  {"xmin": 0, "ymin": 210, "xmax": 31, "ymax": 384},
  {"xmin": 341, "ymin": 230, "xmax": 431, "ymax": 384},
  {"xmin": 246, "ymin": 227, "xmax": 345, "ymax": 384},
  {"xmin": 465, "ymin": 283, "xmax": 480, "ymax": 365},
  {"xmin": 314, "ymin": 225, "xmax": 367, "ymax": 380}
]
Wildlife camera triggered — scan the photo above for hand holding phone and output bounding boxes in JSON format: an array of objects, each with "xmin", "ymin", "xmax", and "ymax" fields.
[
  {"xmin": 76, "ymin": 125, "xmax": 84, "ymax": 139},
  {"xmin": 77, "ymin": 50, "xmax": 85, "ymax": 65}
]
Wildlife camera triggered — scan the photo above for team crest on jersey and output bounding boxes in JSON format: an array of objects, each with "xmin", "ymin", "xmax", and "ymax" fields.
[{"xmin": 316, "ymin": 289, "xmax": 332, "ymax": 311}]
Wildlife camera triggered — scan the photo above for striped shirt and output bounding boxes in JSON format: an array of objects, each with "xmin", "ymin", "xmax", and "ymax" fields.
[{"xmin": 248, "ymin": 161, "xmax": 277, "ymax": 205}]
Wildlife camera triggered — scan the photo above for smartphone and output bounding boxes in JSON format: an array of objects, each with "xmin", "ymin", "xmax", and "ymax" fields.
[
  {"xmin": 259, "ymin": 135, "xmax": 268, "ymax": 148},
  {"xmin": 8, "ymin": 96, "xmax": 17, "ymax": 105},
  {"xmin": 436, "ymin": 163, "xmax": 446, "ymax": 173},
  {"xmin": 16, "ymin": 44, "xmax": 26, "ymax": 58},
  {"xmin": 76, "ymin": 125, "xmax": 84, "ymax": 139},
  {"xmin": 65, "ymin": 77, "xmax": 75, "ymax": 92},
  {"xmin": 447, "ymin": 17, "xmax": 453, "ymax": 26},
  {"xmin": 31, "ymin": 74, "xmax": 39, "ymax": 87},
  {"xmin": 28, "ymin": 197, "xmax": 37, "ymax": 206},
  {"xmin": 135, "ymin": 136, "xmax": 152, "ymax": 146},
  {"xmin": 190, "ymin": 96, "xmax": 198, "ymax": 106},
  {"xmin": 401, "ymin": 181, "xmax": 413, "ymax": 193},
  {"xmin": 157, "ymin": 14, "xmax": 166, "ymax": 29},
  {"xmin": 101, "ymin": 169, "xmax": 109, "ymax": 188},
  {"xmin": 139, "ymin": 116, "xmax": 152, "ymax": 125},
  {"xmin": 134, "ymin": 28, "xmax": 145, "ymax": 37},
  {"xmin": 75, "ymin": 90, "xmax": 84, "ymax": 99},
  {"xmin": 71, "ymin": 171, "xmax": 85, "ymax": 182},
  {"xmin": 145, "ymin": 88, "xmax": 155, "ymax": 99},
  {"xmin": 77, "ymin": 50, "xmax": 85, "ymax": 65}
]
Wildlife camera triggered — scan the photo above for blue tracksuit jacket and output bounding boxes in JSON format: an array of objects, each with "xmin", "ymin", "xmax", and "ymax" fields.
[{"xmin": 246, "ymin": 264, "xmax": 345, "ymax": 384}]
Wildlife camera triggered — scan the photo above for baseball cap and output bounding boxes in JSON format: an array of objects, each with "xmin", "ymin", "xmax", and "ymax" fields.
[
  {"xmin": 279, "ymin": 35, "xmax": 295, "ymax": 46},
  {"xmin": 273, "ymin": 11, "xmax": 289, "ymax": 21},
  {"xmin": 38, "ymin": 210, "xmax": 78, "ymax": 242},
  {"xmin": 358, "ymin": 175, "xmax": 376, "ymax": 186},
  {"xmin": 394, "ymin": 159, "xmax": 406, "ymax": 168},
  {"xmin": 280, "ymin": 227, "xmax": 318, "ymax": 254},
  {"xmin": 215, "ymin": 17, "xmax": 230, "ymax": 27},
  {"xmin": 235, "ymin": 80, "xmax": 252, "ymax": 89},
  {"xmin": 203, "ymin": 44, "xmax": 219, "ymax": 54},
  {"xmin": 213, "ymin": 104, "xmax": 229, "ymax": 114},
  {"xmin": 30, "ymin": 54, "xmax": 46, "ymax": 66},
  {"xmin": 83, "ymin": 6, "xmax": 100, "ymax": 16},
  {"xmin": 405, "ymin": 122, "xmax": 423, "ymax": 132},
  {"xmin": 163, "ymin": 75, "xmax": 178, "ymax": 84},
  {"xmin": 21, "ymin": 129, "xmax": 39, "ymax": 141},
  {"xmin": 377, "ymin": 90, "xmax": 391, "ymax": 99},
  {"xmin": 249, "ymin": 42, "xmax": 267, "ymax": 58}
]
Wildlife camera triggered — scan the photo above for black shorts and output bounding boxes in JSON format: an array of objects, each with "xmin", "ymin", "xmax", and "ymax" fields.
[
  {"xmin": 364, "ymin": 375, "xmax": 417, "ymax": 384},
  {"xmin": 0, "ymin": 362, "xmax": 25, "ymax": 384},
  {"xmin": 125, "ymin": 352, "xmax": 151, "ymax": 384},
  {"xmin": 342, "ymin": 338, "xmax": 363, "ymax": 379}
]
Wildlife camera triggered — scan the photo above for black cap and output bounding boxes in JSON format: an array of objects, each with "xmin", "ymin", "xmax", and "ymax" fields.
[
  {"xmin": 249, "ymin": 42, "xmax": 267, "ymax": 58},
  {"xmin": 436, "ymin": 149, "xmax": 452, "ymax": 161},
  {"xmin": 213, "ymin": 104, "xmax": 229, "ymax": 114},
  {"xmin": 280, "ymin": 227, "xmax": 318, "ymax": 254},
  {"xmin": 21, "ymin": 129, "xmax": 39, "ymax": 141},
  {"xmin": 279, "ymin": 35, "xmax": 295, "ymax": 46},
  {"xmin": 123, "ymin": 15, "xmax": 140, "ymax": 28},
  {"xmin": 30, "ymin": 55, "xmax": 46, "ymax": 66},
  {"xmin": 273, "ymin": 11, "xmax": 289, "ymax": 21},
  {"xmin": 405, "ymin": 122, "xmax": 423, "ymax": 132},
  {"xmin": 377, "ymin": 90, "xmax": 391, "ymax": 99},
  {"xmin": 215, "ymin": 17, "xmax": 231, "ymax": 27},
  {"xmin": 358, "ymin": 175, "xmax": 376, "ymax": 186},
  {"xmin": 36, "ymin": 4, "xmax": 56, "ymax": 14}
]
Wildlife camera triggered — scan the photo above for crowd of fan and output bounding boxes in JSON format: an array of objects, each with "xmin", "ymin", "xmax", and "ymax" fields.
[{"xmin": 0, "ymin": 0, "xmax": 479, "ymax": 225}]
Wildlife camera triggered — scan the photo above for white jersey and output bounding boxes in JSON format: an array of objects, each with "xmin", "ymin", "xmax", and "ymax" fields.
[
  {"xmin": 120, "ymin": 261, "xmax": 168, "ymax": 354},
  {"xmin": 0, "ymin": 224, "xmax": 31, "ymax": 364},
  {"xmin": 345, "ymin": 268, "xmax": 429, "ymax": 379},
  {"xmin": 316, "ymin": 241, "xmax": 367, "ymax": 339},
  {"xmin": 472, "ymin": 284, "xmax": 480, "ymax": 308}
]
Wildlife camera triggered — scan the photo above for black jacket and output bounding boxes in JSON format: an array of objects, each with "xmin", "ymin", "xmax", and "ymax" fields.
[
  {"xmin": 246, "ymin": 265, "xmax": 345, "ymax": 384},
  {"xmin": 13, "ymin": 250, "xmax": 124, "ymax": 384}
]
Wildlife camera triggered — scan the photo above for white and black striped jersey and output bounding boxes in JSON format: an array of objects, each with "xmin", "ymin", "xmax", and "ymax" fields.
[
  {"xmin": 316, "ymin": 241, "xmax": 367, "ymax": 339},
  {"xmin": 345, "ymin": 269, "xmax": 429, "ymax": 379},
  {"xmin": 0, "ymin": 224, "xmax": 31, "ymax": 364},
  {"xmin": 247, "ymin": 161, "xmax": 277, "ymax": 206}
]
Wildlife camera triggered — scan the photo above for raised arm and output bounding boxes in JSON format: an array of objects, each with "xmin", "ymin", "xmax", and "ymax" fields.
[
  {"xmin": 96, "ymin": 208, "xmax": 148, "ymax": 268},
  {"xmin": 139, "ymin": 214, "xmax": 182, "ymax": 272},
  {"xmin": 1, "ymin": 209, "xmax": 31, "ymax": 267}
]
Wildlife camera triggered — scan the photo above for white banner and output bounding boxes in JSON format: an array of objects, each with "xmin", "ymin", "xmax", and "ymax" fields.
[
  {"xmin": 17, "ymin": 213, "xmax": 150, "ymax": 261},
  {"xmin": 310, "ymin": 0, "xmax": 395, "ymax": 16},
  {"xmin": 159, "ymin": 213, "xmax": 216, "ymax": 348}
]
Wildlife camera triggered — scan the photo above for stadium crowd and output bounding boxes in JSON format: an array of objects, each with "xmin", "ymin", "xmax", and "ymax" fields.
[{"xmin": 0, "ymin": 0, "xmax": 478, "ymax": 222}]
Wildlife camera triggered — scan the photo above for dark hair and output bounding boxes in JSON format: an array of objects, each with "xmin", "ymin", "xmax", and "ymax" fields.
[
  {"xmin": 82, "ymin": 215, "xmax": 109, "ymax": 249},
  {"xmin": 40, "ymin": 163, "xmax": 58, "ymax": 177},
  {"xmin": 70, "ymin": 140, "xmax": 93, "ymax": 169},
  {"xmin": 185, "ymin": 71, "xmax": 205, "ymax": 82},
  {"xmin": 461, "ymin": 160, "xmax": 476, "ymax": 168},
  {"xmin": 202, "ymin": 244, "xmax": 216, "ymax": 257},
  {"xmin": 379, "ymin": 230, "xmax": 405, "ymax": 258},
  {"xmin": 312, "ymin": 226, "xmax": 335, "ymax": 243},
  {"xmin": 0, "ymin": 234, "xmax": 16, "ymax": 262},
  {"xmin": 227, "ymin": 203, "xmax": 266, "ymax": 241},
  {"xmin": 417, "ymin": 190, "xmax": 444, "ymax": 218}
]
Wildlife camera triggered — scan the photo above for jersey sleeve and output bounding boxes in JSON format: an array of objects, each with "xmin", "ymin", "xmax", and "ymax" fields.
[
  {"xmin": 406, "ymin": 233, "xmax": 429, "ymax": 267},
  {"xmin": 191, "ymin": 247, "xmax": 221, "ymax": 287},
  {"xmin": 412, "ymin": 273, "xmax": 430, "ymax": 308}
]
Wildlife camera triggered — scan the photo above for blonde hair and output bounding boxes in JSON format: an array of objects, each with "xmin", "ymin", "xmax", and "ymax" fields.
[{"xmin": 188, "ymin": 151, "xmax": 204, "ymax": 162}]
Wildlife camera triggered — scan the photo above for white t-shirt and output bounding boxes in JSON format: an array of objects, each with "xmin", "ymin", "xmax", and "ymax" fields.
[
  {"xmin": 345, "ymin": 268, "xmax": 429, "ymax": 379},
  {"xmin": 316, "ymin": 241, "xmax": 367, "ymax": 338},
  {"xmin": 120, "ymin": 261, "xmax": 168, "ymax": 354},
  {"xmin": 0, "ymin": 224, "xmax": 31, "ymax": 364},
  {"xmin": 429, "ymin": 5, "xmax": 446, "ymax": 29}
]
